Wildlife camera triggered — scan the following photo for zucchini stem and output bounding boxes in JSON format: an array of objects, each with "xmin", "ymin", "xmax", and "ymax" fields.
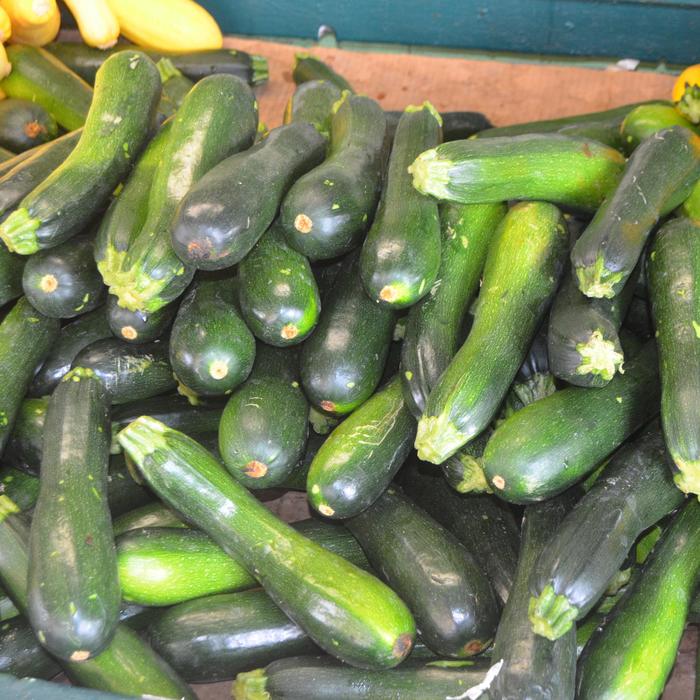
[
  {"xmin": 408, "ymin": 148, "xmax": 452, "ymax": 200},
  {"xmin": 676, "ymin": 84, "xmax": 700, "ymax": 125},
  {"xmin": 0, "ymin": 208, "xmax": 41, "ymax": 255},
  {"xmin": 575, "ymin": 330, "xmax": 625, "ymax": 381},
  {"xmin": 232, "ymin": 668, "xmax": 268, "ymax": 700},
  {"xmin": 250, "ymin": 55, "xmax": 269, "ymax": 87},
  {"xmin": 528, "ymin": 583, "xmax": 579, "ymax": 641},
  {"xmin": 415, "ymin": 414, "xmax": 467, "ymax": 464},
  {"xmin": 117, "ymin": 416, "xmax": 169, "ymax": 468},
  {"xmin": 574, "ymin": 255, "xmax": 626, "ymax": 300},
  {"xmin": 672, "ymin": 458, "xmax": 700, "ymax": 496}
]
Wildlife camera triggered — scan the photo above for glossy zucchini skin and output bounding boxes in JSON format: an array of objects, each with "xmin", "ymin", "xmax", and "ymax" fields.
[
  {"xmin": 577, "ymin": 500, "xmax": 700, "ymax": 700},
  {"xmin": 106, "ymin": 294, "xmax": 177, "ymax": 344},
  {"xmin": 5, "ymin": 397, "xmax": 47, "ymax": 475},
  {"xmin": 118, "ymin": 418, "xmax": 416, "ymax": 670},
  {"xmin": 172, "ymin": 122, "xmax": 326, "ymax": 271},
  {"xmin": 22, "ymin": 234, "xmax": 104, "ymax": 319},
  {"xmin": 72, "ymin": 338, "xmax": 175, "ymax": 405},
  {"xmin": 648, "ymin": 216, "xmax": 700, "ymax": 494},
  {"xmin": 348, "ymin": 486, "xmax": 498, "ymax": 657},
  {"xmin": 0, "ymin": 615, "xmax": 61, "ymax": 680},
  {"xmin": 0, "ymin": 99, "xmax": 58, "ymax": 153},
  {"xmin": 300, "ymin": 252, "xmax": 395, "ymax": 415},
  {"xmin": 29, "ymin": 306, "xmax": 111, "ymax": 397},
  {"xmin": 0, "ymin": 297, "xmax": 59, "ymax": 454},
  {"xmin": 620, "ymin": 103, "xmax": 697, "ymax": 153},
  {"xmin": 292, "ymin": 53, "xmax": 353, "ymax": 91},
  {"xmin": 416, "ymin": 202, "xmax": 568, "ymax": 464},
  {"xmin": 401, "ymin": 202, "xmax": 505, "ymax": 418},
  {"xmin": 360, "ymin": 103, "xmax": 441, "ymax": 308},
  {"xmin": 238, "ymin": 224, "xmax": 321, "ymax": 346},
  {"xmin": 112, "ymin": 502, "xmax": 186, "ymax": 537},
  {"xmin": 483, "ymin": 340, "xmax": 660, "ymax": 503},
  {"xmin": 307, "ymin": 375, "xmax": 415, "ymax": 519},
  {"xmin": 283, "ymin": 79, "xmax": 342, "ymax": 139},
  {"xmin": 0, "ymin": 51, "xmax": 160, "ymax": 256},
  {"xmin": 386, "ymin": 111, "xmax": 492, "ymax": 142},
  {"xmin": 0, "ymin": 243, "xmax": 24, "ymax": 307},
  {"xmin": 528, "ymin": 423, "xmax": 683, "ymax": 642},
  {"xmin": 281, "ymin": 94, "xmax": 386, "ymax": 261},
  {"xmin": 572, "ymin": 126, "xmax": 700, "ymax": 299}
]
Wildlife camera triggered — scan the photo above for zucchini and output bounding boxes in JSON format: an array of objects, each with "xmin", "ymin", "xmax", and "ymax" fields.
[
  {"xmin": 0, "ymin": 674, "xmax": 136, "ymax": 699},
  {"xmin": 281, "ymin": 93, "xmax": 386, "ymax": 262},
  {"xmin": 0, "ymin": 243, "xmax": 24, "ymax": 309},
  {"xmin": 488, "ymin": 496, "xmax": 576, "ymax": 700},
  {"xmin": 0, "ymin": 99, "xmax": 58, "ymax": 153},
  {"xmin": 401, "ymin": 202, "xmax": 505, "ymax": 418},
  {"xmin": 682, "ymin": 179, "xmax": 700, "ymax": 221},
  {"xmin": 300, "ymin": 252, "xmax": 395, "ymax": 414},
  {"xmin": 483, "ymin": 340, "xmax": 660, "ymax": 503},
  {"xmin": 169, "ymin": 278, "xmax": 255, "ymax": 398},
  {"xmin": 292, "ymin": 53, "xmax": 353, "ymax": 91},
  {"xmin": 0, "ymin": 466, "xmax": 39, "ymax": 512},
  {"xmin": 22, "ymin": 234, "xmax": 104, "ymax": 319},
  {"xmin": 28, "ymin": 368, "xmax": 118, "ymax": 662},
  {"xmin": 360, "ymin": 102, "xmax": 441, "ymax": 307},
  {"xmin": 577, "ymin": 500, "xmax": 700, "ymax": 700},
  {"xmin": 620, "ymin": 103, "xmax": 697, "ymax": 153},
  {"xmin": 0, "ymin": 615, "xmax": 61, "ymax": 680},
  {"xmin": 648, "ymin": 216, "xmax": 700, "ymax": 494},
  {"xmin": 72, "ymin": 338, "xmax": 175, "ymax": 405},
  {"xmin": 156, "ymin": 58, "xmax": 193, "ymax": 120},
  {"xmin": 29, "ymin": 306, "xmax": 111, "ymax": 397},
  {"xmin": 118, "ymin": 418, "xmax": 416, "ymax": 670},
  {"xmin": 572, "ymin": 126, "xmax": 700, "ymax": 299},
  {"xmin": 105, "ymin": 455, "xmax": 152, "ymax": 518},
  {"xmin": 529, "ymin": 422, "xmax": 683, "ymax": 642},
  {"xmin": 102, "ymin": 74, "xmax": 258, "ymax": 313},
  {"xmin": 388, "ymin": 111, "xmax": 492, "ymax": 143},
  {"xmin": 238, "ymin": 223, "xmax": 321, "ymax": 346},
  {"xmin": 5, "ymin": 397, "xmax": 47, "ymax": 475},
  {"xmin": 172, "ymin": 122, "xmax": 326, "ymax": 271},
  {"xmin": 0, "ymin": 51, "xmax": 160, "ymax": 256},
  {"xmin": 409, "ymin": 134, "xmax": 625, "ymax": 212},
  {"xmin": 283, "ymin": 79, "xmax": 342, "ymax": 139},
  {"xmin": 415, "ymin": 201, "xmax": 568, "ymax": 464},
  {"xmin": 307, "ymin": 375, "xmax": 414, "ymax": 519},
  {"xmin": 112, "ymin": 502, "xmax": 186, "ymax": 536},
  {"xmin": 347, "ymin": 486, "xmax": 498, "ymax": 657},
  {"xmin": 0, "ymin": 46, "xmax": 93, "ymax": 131},
  {"xmin": 106, "ymin": 294, "xmax": 176, "ymax": 344},
  {"xmin": 0, "ymin": 297, "xmax": 59, "ymax": 454}
]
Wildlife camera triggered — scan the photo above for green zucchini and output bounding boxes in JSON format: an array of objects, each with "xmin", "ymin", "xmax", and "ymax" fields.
[
  {"xmin": 0, "ymin": 466, "xmax": 39, "ymax": 512},
  {"xmin": 281, "ymin": 93, "xmax": 386, "ymax": 262},
  {"xmin": 238, "ymin": 223, "xmax": 321, "ymax": 345},
  {"xmin": 307, "ymin": 375, "xmax": 414, "ymax": 519},
  {"xmin": 29, "ymin": 306, "xmax": 111, "ymax": 397},
  {"xmin": 388, "ymin": 111, "xmax": 492, "ymax": 143},
  {"xmin": 112, "ymin": 502, "xmax": 186, "ymax": 536},
  {"xmin": 5, "ymin": 397, "xmax": 47, "ymax": 475},
  {"xmin": 169, "ymin": 278, "xmax": 255, "ymax": 398},
  {"xmin": 0, "ymin": 297, "xmax": 59, "ymax": 453},
  {"xmin": 292, "ymin": 53, "xmax": 353, "ymax": 91},
  {"xmin": 105, "ymin": 455, "xmax": 152, "ymax": 517},
  {"xmin": 416, "ymin": 201, "xmax": 568, "ymax": 464},
  {"xmin": 0, "ymin": 99, "xmax": 58, "ymax": 153},
  {"xmin": 0, "ymin": 243, "xmax": 24, "ymax": 309},
  {"xmin": 283, "ymin": 79, "xmax": 342, "ymax": 140},
  {"xmin": 347, "ymin": 486, "xmax": 498, "ymax": 657},
  {"xmin": 106, "ymin": 294, "xmax": 176, "ymax": 344},
  {"xmin": 483, "ymin": 340, "xmax": 660, "ymax": 503},
  {"xmin": 22, "ymin": 234, "xmax": 104, "ymax": 319},
  {"xmin": 410, "ymin": 134, "xmax": 625, "ymax": 212},
  {"xmin": 72, "ymin": 338, "xmax": 175, "ymax": 405},
  {"xmin": 28, "ymin": 368, "xmax": 118, "ymax": 661},
  {"xmin": 401, "ymin": 202, "xmax": 505, "ymax": 418},
  {"xmin": 300, "ymin": 252, "xmax": 395, "ymax": 415},
  {"xmin": 0, "ymin": 148, "xmax": 37, "ymax": 179},
  {"xmin": 529, "ymin": 423, "xmax": 683, "ymax": 643},
  {"xmin": 577, "ymin": 500, "xmax": 700, "ymax": 700},
  {"xmin": 172, "ymin": 122, "xmax": 326, "ymax": 271},
  {"xmin": 0, "ymin": 615, "xmax": 61, "ymax": 680},
  {"xmin": 155, "ymin": 58, "xmax": 193, "ymax": 120},
  {"xmin": 682, "ymin": 179, "xmax": 700, "ymax": 221},
  {"xmin": 360, "ymin": 102, "xmax": 441, "ymax": 308},
  {"xmin": 621, "ymin": 103, "xmax": 698, "ymax": 153},
  {"xmin": 0, "ymin": 46, "xmax": 93, "ymax": 131},
  {"xmin": 648, "ymin": 216, "xmax": 700, "ymax": 494},
  {"xmin": 102, "ymin": 74, "xmax": 258, "ymax": 313},
  {"xmin": 0, "ymin": 51, "xmax": 160, "ymax": 256},
  {"xmin": 0, "ymin": 674, "xmax": 138, "ymax": 699},
  {"xmin": 119, "ymin": 418, "xmax": 416, "ymax": 670},
  {"xmin": 572, "ymin": 126, "xmax": 700, "ymax": 299}
]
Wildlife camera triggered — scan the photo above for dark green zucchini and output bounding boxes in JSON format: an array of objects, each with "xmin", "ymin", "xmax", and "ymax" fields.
[
  {"xmin": 0, "ymin": 51, "xmax": 160, "ymax": 256},
  {"xmin": 440, "ymin": 432, "xmax": 493, "ymax": 494},
  {"xmin": 347, "ymin": 486, "xmax": 498, "ymax": 657},
  {"xmin": 307, "ymin": 375, "xmax": 414, "ymax": 519},
  {"xmin": 106, "ymin": 74, "xmax": 258, "ymax": 313},
  {"xmin": 172, "ymin": 122, "xmax": 326, "ymax": 271},
  {"xmin": 0, "ymin": 588, "xmax": 19, "ymax": 621},
  {"xmin": 401, "ymin": 202, "xmax": 505, "ymax": 419},
  {"xmin": 0, "ymin": 99, "xmax": 57, "ymax": 153},
  {"xmin": 22, "ymin": 234, "xmax": 104, "ymax": 319},
  {"xmin": 483, "ymin": 340, "xmax": 660, "ymax": 503},
  {"xmin": 28, "ymin": 368, "xmax": 118, "ymax": 662},
  {"xmin": 118, "ymin": 418, "xmax": 416, "ymax": 670},
  {"xmin": 416, "ymin": 201, "xmax": 568, "ymax": 464},
  {"xmin": 238, "ymin": 223, "xmax": 321, "ymax": 345},
  {"xmin": 572, "ymin": 126, "xmax": 700, "ymax": 299},
  {"xmin": 300, "ymin": 252, "xmax": 395, "ymax": 414},
  {"xmin": 283, "ymin": 79, "xmax": 342, "ymax": 139},
  {"xmin": 360, "ymin": 102, "xmax": 441, "ymax": 308},
  {"xmin": 155, "ymin": 58, "xmax": 193, "ymax": 120},
  {"xmin": 387, "ymin": 111, "xmax": 492, "ymax": 143},
  {"xmin": 620, "ymin": 103, "xmax": 697, "ymax": 153},
  {"xmin": 169, "ymin": 278, "xmax": 255, "ymax": 398},
  {"xmin": 5, "ymin": 397, "xmax": 47, "ymax": 475},
  {"xmin": 106, "ymin": 294, "xmax": 176, "ymax": 344},
  {"xmin": 410, "ymin": 134, "xmax": 625, "ymax": 212},
  {"xmin": 112, "ymin": 502, "xmax": 186, "ymax": 536},
  {"xmin": 0, "ymin": 46, "xmax": 93, "ymax": 131},
  {"xmin": 0, "ymin": 615, "xmax": 61, "ymax": 680},
  {"xmin": 648, "ymin": 216, "xmax": 700, "ymax": 494},
  {"xmin": 281, "ymin": 93, "xmax": 386, "ymax": 261},
  {"xmin": 0, "ymin": 673, "xmax": 140, "ymax": 698},
  {"xmin": 682, "ymin": 179, "xmax": 700, "ymax": 221},
  {"xmin": 105, "ymin": 455, "xmax": 152, "ymax": 517},
  {"xmin": 577, "ymin": 500, "xmax": 700, "ymax": 700},
  {"xmin": 29, "ymin": 306, "xmax": 111, "ymax": 397},
  {"xmin": 292, "ymin": 53, "xmax": 353, "ymax": 91},
  {"xmin": 72, "ymin": 338, "xmax": 175, "ymax": 405},
  {"xmin": 529, "ymin": 422, "xmax": 683, "ymax": 642},
  {"xmin": 0, "ymin": 243, "xmax": 23, "ymax": 307},
  {"xmin": 0, "ymin": 147, "xmax": 38, "ymax": 179},
  {"xmin": 0, "ymin": 297, "xmax": 59, "ymax": 453},
  {"xmin": 0, "ymin": 466, "xmax": 39, "ymax": 512}
]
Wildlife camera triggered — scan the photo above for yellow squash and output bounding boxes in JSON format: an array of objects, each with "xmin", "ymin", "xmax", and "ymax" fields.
[
  {"xmin": 1, "ymin": 0, "xmax": 60, "ymax": 46},
  {"xmin": 673, "ymin": 64, "xmax": 700, "ymax": 125},
  {"xmin": 63, "ymin": 0, "xmax": 119, "ymax": 49},
  {"xmin": 0, "ymin": 6, "xmax": 11, "ymax": 42}
]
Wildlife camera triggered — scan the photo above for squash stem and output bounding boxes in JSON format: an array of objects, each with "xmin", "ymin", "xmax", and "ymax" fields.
[
  {"xmin": 232, "ymin": 668, "xmax": 269, "ymax": 700},
  {"xmin": 0, "ymin": 208, "xmax": 41, "ymax": 255},
  {"xmin": 575, "ymin": 330, "xmax": 625, "ymax": 381},
  {"xmin": 117, "ymin": 416, "xmax": 169, "ymax": 468},
  {"xmin": 250, "ymin": 55, "xmax": 269, "ymax": 87},
  {"xmin": 528, "ymin": 583, "xmax": 579, "ymax": 641},
  {"xmin": 672, "ymin": 459, "xmax": 700, "ymax": 497},
  {"xmin": 574, "ymin": 255, "xmax": 625, "ymax": 300},
  {"xmin": 408, "ymin": 148, "xmax": 452, "ymax": 199},
  {"xmin": 415, "ymin": 414, "xmax": 467, "ymax": 464}
]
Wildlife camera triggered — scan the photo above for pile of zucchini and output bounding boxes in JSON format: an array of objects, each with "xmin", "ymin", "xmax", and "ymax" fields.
[{"xmin": 0, "ymin": 43, "xmax": 698, "ymax": 700}]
